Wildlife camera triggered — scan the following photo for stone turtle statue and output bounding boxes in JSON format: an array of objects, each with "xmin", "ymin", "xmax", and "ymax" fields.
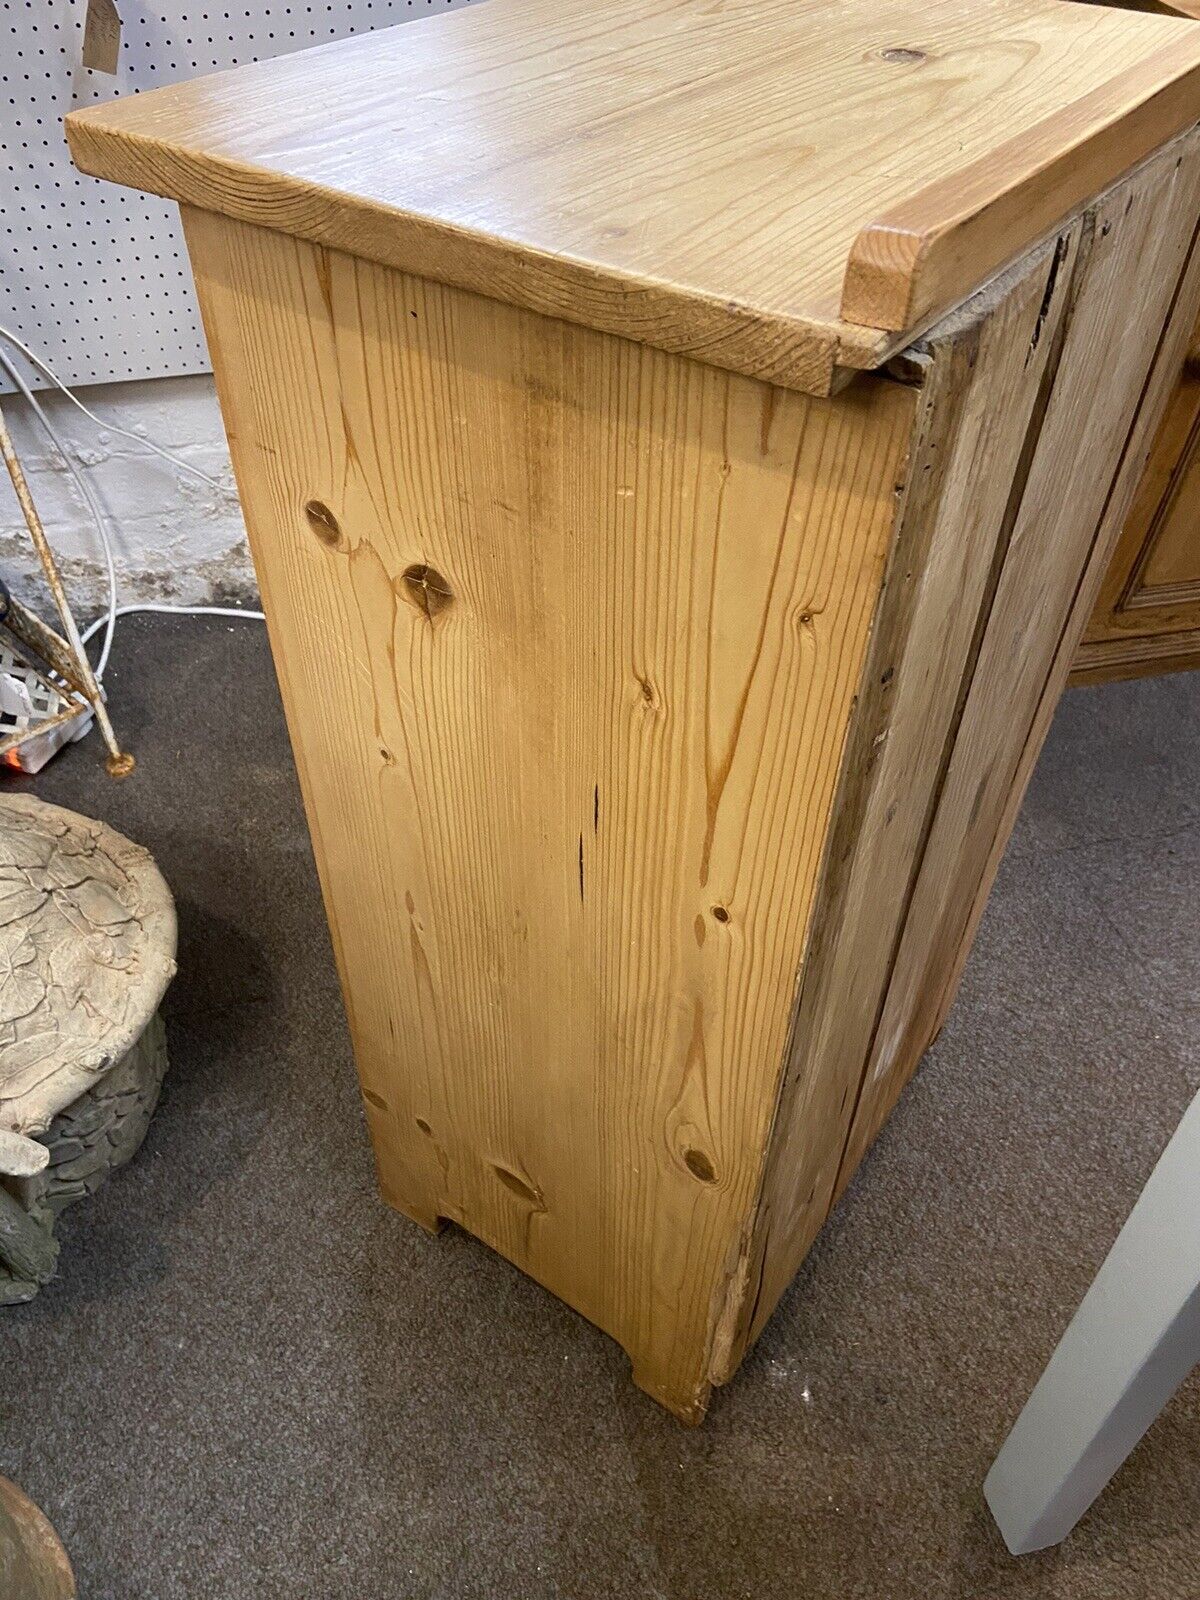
[{"xmin": 0, "ymin": 794, "xmax": 176, "ymax": 1301}]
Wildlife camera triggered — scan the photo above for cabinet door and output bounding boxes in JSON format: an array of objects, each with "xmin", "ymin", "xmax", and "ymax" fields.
[{"xmin": 1073, "ymin": 314, "xmax": 1200, "ymax": 683}]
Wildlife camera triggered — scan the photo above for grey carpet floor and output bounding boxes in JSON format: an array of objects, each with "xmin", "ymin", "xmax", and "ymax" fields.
[{"xmin": 3, "ymin": 615, "xmax": 1198, "ymax": 1600}]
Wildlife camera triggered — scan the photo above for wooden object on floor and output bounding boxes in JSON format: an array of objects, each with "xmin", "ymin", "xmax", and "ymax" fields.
[
  {"xmin": 65, "ymin": 0, "xmax": 1200, "ymax": 1421},
  {"xmin": 1072, "ymin": 308, "xmax": 1200, "ymax": 684},
  {"xmin": 0, "ymin": 1476, "xmax": 75, "ymax": 1600},
  {"xmin": 985, "ymin": 1084, "xmax": 1200, "ymax": 1554}
]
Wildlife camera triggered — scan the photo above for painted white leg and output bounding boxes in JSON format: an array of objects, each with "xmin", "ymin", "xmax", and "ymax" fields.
[{"xmin": 984, "ymin": 1085, "xmax": 1200, "ymax": 1554}]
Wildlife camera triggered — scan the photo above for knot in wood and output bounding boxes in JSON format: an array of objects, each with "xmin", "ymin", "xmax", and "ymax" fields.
[
  {"xmin": 304, "ymin": 499, "xmax": 345, "ymax": 549},
  {"xmin": 400, "ymin": 564, "xmax": 454, "ymax": 621},
  {"xmin": 684, "ymin": 1148, "xmax": 717, "ymax": 1184}
]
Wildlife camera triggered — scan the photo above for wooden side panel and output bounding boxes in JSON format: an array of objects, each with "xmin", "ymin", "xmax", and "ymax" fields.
[
  {"xmin": 718, "ymin": 240, "xmax": 1082, "ymax": 1367},
  {"xmin": 182, "ymin": 206, "xmax": 915, "ymax": 1421},
  {"xmin": 937, "ymin": 183, "xmax": 1200, "ymax": 1038},
  {"xmin": 840, "ymin": 133, "xmax": 1200, "ymax": 1190},
  {"xmin": 727, "ymin": 128, "xmax": 1200, "ymax": 1366}
]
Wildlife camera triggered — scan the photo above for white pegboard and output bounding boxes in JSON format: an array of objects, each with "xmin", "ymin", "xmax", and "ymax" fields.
[{"xmin": 1, "ymin": 0, "xmax": 475, "ymax": 392}]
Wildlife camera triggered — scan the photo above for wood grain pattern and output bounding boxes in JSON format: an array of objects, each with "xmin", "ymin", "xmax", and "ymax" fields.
[
  {"xmin": 0, "ymin": 1474, "xmax": 76, "ymax": 1600},
  {"xmin": 1072, "ymin": 626, "xmax": 1200, "ymax": 683},
  {"xmin": 175, "ymin": 124, "xmax": 1200, "ymax": 1419},
  {"xmin": 1070, "ymin": 0, "xmax": 1200, "ymax": 23},
  {"xmin": 102, "ymin": 6, "xmax": 1200, "ymax": 1415},
  {"xmin": 65, "ymin": 0, "xmax": 1200, "ymax": 396},
  {"xmin": 184, "ymin": 206, "xmax": 914, "ymax": 1419},
  {"xmin": 840, "ymin": 46, "xmax": 1200, "ymax": 330}
]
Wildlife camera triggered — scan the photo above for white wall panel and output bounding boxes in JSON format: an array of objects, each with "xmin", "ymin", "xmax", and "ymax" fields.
[{"xmin": 2, "ymin": 0, "xmax": 475, "ymax": 390}]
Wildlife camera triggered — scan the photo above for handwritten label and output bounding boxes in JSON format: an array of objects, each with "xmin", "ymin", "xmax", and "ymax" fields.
[{"xmin": 82, "ymin": 0, "xmax": 122, "ymax": 74}]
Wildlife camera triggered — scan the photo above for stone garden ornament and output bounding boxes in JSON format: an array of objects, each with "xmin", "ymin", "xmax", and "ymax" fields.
[{"xmin": 0, "ymin": 794, "xmax": 175, "ymax": 1301}]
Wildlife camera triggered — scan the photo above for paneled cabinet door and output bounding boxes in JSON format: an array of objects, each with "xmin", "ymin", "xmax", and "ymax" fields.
[{"xmin": 1073, "ymin": 312, "xmax": 1200, "ymax": 684}]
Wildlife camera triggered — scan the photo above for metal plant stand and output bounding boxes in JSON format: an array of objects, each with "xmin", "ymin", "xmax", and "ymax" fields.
[{"xmin": 0, "ymin": 398, "xmax": 133, "ymax": 776}]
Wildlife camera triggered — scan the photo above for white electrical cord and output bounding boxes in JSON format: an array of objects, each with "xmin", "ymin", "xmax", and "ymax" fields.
[
  {"xmin": 0, "ymin": 343, "xmax": 122, "ymax": 675},
  {"xmin": 0, "ymin": 336, "xmax": 264, "ymax": 686},
  {"xmin": 0, "ymin": 326, "xmax": 225, "ymax": 490},
  {"xmin": 78, "ymin": 602, "xmax": 264, "ymax": 649}
]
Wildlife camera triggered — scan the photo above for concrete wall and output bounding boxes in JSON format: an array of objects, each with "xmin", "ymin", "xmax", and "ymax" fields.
[{"xmin": 1, "ymin": 373, "xmax": 255, "ymax": 622}]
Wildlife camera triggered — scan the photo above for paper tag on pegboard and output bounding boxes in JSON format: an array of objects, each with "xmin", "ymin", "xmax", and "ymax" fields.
[{"xmin": 82, "ymin": 0, "xmax": 122, "ymax": 73}]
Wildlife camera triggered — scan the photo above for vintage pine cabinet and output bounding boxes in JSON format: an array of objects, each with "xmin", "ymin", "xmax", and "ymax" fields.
[{"xmin": 67, "ymin": 0, "xmax": 1200, "ymax": 1421}]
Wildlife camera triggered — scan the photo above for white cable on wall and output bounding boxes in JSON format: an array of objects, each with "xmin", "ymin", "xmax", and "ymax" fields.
[
  {"xmin": 0, "ymin": 327, "xmax": 223, "ymax": 489},
  {"xmin": 0, "ymin": 338, "xmax": 263, "ymax": 685},
  {"xmin": 0, "ymin": 343, "xmax": 121, "ymax": 675}
]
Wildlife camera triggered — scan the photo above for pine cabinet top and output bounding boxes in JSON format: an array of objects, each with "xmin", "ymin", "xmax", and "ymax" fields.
[{"xmin": 67, "ymin": 0, "xmax": 1200, "ymax": 394}]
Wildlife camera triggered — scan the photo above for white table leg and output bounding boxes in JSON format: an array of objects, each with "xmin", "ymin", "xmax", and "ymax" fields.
[{"xmin": 985, "ymin": 1085, "xmax": 1200, "ymax": 1554}]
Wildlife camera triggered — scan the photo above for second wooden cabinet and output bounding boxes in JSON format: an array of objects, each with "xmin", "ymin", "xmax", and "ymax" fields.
[
  {"xmin": 1073, "ymin": 316, "xmax": 1200, "ymax": 684},
  {"xmin": 1072, "ymin": 0, "xmax": 1200, "ymax": 687}
]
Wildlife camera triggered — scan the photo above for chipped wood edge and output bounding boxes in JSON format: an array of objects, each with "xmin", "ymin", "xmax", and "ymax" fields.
[
  {"xmin": 705, "ymin": 265, "xmax": 1038, "ymax": 1383},
  {"xmin": 838, "ymin": 137, "xmax": 1200, "ymax": 1200},
  {"xmin": 705, "ymin": 217, "xmax": 1093, "ymax": 1385}
]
